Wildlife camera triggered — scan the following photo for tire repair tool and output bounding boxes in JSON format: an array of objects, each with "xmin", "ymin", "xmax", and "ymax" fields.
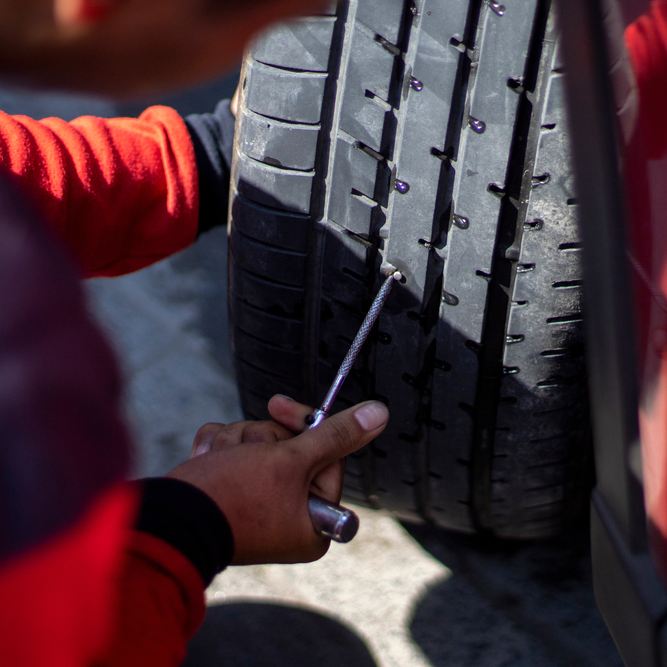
[{"xmin": 306, "ymin": 269, "xmax": 403, "ymax": 544}]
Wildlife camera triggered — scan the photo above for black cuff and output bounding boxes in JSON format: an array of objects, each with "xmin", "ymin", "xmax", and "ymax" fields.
[
  {"xmin": 134, "ymin": 477, "xmax": 234, "ymax": 586},
  {"xmin": 185, "ymin": 100, "xmax": 235, "ymax": 236}
]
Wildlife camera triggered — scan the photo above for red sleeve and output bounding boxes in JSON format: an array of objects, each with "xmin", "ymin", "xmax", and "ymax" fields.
[
  {"xmin": 100, "ymin": 531, "xmax": 206, "ymax": 667},
  {"xmin": 0, "ymin": 485, "xmax": 138, "ymax": 667},
  {"xmin": 0, "ymin": 106, "xmax": 199, "ymax": 278},
  {"xmin": 625, "ymin": 1, "xmax": 667, "ymax": 158}
]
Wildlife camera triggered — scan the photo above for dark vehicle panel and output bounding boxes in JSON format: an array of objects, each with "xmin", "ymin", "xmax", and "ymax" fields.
[{"xmin": 559, "ymin": 0, "xmax": 667, "ymax": 662}]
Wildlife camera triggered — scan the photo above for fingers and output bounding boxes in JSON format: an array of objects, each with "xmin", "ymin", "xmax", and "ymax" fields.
[
  {"xmin": 293, "ymin": 400, "xmax": 389, "ymax": 471},
  {"xmin": 267, "ymin": 394, "xmax": 313, "ymax": 433},
  {"xmin": 192, "ymin": 420, "xmax": 293, "ymax": 457},
  {"xmin": 192, "ymin": 422, "xmax": 229, "ymax": 457},
  {"xmin": 310, "ymin": 460, "xmax": 345, "ymax": 502},
  {"xmin": 241, "ymin": 421, "xmax": 292, "ymax": 444}
]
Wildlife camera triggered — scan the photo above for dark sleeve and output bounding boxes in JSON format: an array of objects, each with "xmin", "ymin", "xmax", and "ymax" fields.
[
  {"xmin": 185, "ymin": 100, "xmax": 236, "ymax": 236},
  {"xmin": 134, "ymin": 477, "xmax": 234, "ymax": 586}
]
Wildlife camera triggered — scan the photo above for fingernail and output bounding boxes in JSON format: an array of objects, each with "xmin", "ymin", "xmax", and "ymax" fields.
[
  {"xmin": 354, "ymin": 402, "xmax": 389, "ymax": 431},
  {"xmin": 192, "ymin": 441, "xmax": 211, "ymax": 458},
  {"xmin": 274, "ymin": 394, "xmax": 294, "ymax": 402}
]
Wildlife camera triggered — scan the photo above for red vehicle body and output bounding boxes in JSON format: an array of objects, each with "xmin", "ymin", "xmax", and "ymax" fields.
[{"xmin": 626, "ymin": 2, "xmax": 667, "ymax": 580}]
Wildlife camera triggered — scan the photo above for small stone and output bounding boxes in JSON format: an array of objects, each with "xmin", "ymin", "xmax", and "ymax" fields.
[
  {"xmin": 469, "ymin": 116, "xmax": 486, "ymax": 134},
  {"xmin": 394, "ymin": 179, "xmax": 410, "ymax": 194},
  {"xmin": 409, "ymin": 76, "xmax": 424, "ymax": 92},
  {"xmin": 442, "ymin": 291, "xmax": 459, "ymax": 306},
  {"xmin": 453, "ymin": 214, "xmax": 470, "ymax": 230},
  {"xmin": 489, "ymin": 1, "xmax": 506, "ymax": 16}
]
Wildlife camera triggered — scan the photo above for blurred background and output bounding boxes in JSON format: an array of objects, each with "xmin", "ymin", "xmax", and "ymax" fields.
[{"xmin": 2, "ymin": 74, "xmax": 623, "ymax": 666}]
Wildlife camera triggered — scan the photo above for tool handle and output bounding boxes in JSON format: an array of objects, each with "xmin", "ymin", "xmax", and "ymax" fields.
[
  {"xmin": 306, "ymin": 409, "xmax": 359, "ymax": 542},
  {"xmin": 308, "ymin": 494, "xmax": 359, "ymax": 543}
]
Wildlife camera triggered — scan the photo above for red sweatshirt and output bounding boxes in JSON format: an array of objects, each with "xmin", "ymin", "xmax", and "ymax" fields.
[{"xmin": 0, "ymin": 106, "xmax": 211, "ymax": 667}]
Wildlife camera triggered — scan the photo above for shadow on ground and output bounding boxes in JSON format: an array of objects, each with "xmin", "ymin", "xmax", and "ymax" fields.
[
  {"xmin": 404, "ymin": 522, "xmax": 622, "ymax": 667},
  {"xmin": 184, "ymin": 601, "xmax": 377, "ymax": 667},
  {"xmin": 194, "ymin": 508, "xmax": 621, "ymax": 667}
]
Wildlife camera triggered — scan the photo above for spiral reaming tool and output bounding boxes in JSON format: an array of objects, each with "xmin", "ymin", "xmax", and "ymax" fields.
[{"xmin": 306, "ymin": 271, "xmax": 403, "ymax": 543}]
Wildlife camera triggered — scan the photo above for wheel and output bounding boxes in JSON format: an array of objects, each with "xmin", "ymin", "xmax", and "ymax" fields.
[{"xmin": 228, "ymin": 0, "xmax": 590, "ymax": 539}]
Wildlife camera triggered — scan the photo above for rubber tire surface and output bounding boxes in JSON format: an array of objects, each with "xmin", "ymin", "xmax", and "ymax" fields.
[{"xmin": 229, "ymin": 0, "xmax": 589, "ymax": 539}]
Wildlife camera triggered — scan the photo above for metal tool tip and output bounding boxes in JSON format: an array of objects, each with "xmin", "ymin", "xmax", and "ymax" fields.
[
  {"xmin": 392, "ymin": 271, "xmax": 404, "ymax": 282},
  {"xmin": 380, "ymin": 262, "xmax": 397, "ymax": 277}
]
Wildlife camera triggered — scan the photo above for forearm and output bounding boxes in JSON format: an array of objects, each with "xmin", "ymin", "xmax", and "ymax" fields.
[
  {"xmin": 99, "ymin": 479, "xmax": 234, "ymax": 666},
  {"xmin": 0, "ymin": 106, "xmax": 199, "ymax": 277},
  {"xmin": 0, "ymin": 101, "xmax": 235, "ymax": 278}
]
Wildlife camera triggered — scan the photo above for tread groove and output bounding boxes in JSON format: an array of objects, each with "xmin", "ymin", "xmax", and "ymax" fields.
[
  {"xmin": 234, "ymin": 263, "xmax": 305, "ymax": 291},
  {"xmin": 470, "ymin": 0, "xmax": 559, "ymax": 535},
  {"xmin": 233, "ymin": 295, "xmax": 302, "ymax": 323},
  {"xmin": 234, "ymin": 228, "xmax": 308, "ymax": 256}
]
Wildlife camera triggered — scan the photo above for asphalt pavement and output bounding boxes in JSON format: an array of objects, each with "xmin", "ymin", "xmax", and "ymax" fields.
[{"xmin": 1, "ymin": 81, "xmax": 623, "ymax": 666}]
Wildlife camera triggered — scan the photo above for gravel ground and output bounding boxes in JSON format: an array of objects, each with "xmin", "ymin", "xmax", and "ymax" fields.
[{"xmin": 1, "ymin": 81, "xmax": 623, "ymax": 666}]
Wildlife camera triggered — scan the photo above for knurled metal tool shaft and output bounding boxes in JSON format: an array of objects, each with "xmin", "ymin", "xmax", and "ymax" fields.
[{"xmin": 307, "ymin": 271, "xmax": 402, "ymax": 543}]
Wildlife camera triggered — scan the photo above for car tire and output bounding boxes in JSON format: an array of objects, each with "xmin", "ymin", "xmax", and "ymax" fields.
[{"xmin": 228, "ymin": 0, "xmax": 590, "ymax": 538}]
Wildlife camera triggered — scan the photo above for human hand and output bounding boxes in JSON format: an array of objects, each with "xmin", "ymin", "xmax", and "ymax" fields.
[
  {"xmin": 168, "ymin": 396, "xmax": 388, "ymax": 565},
  {"xmin": 190, "ymin": 395, "xmax": 352, "ymax": 507}
]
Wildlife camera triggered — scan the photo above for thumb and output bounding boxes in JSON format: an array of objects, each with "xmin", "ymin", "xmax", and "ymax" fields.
[{"xmin": 293, "ymin": 400, "xmax": 389, "ymax": 470}]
